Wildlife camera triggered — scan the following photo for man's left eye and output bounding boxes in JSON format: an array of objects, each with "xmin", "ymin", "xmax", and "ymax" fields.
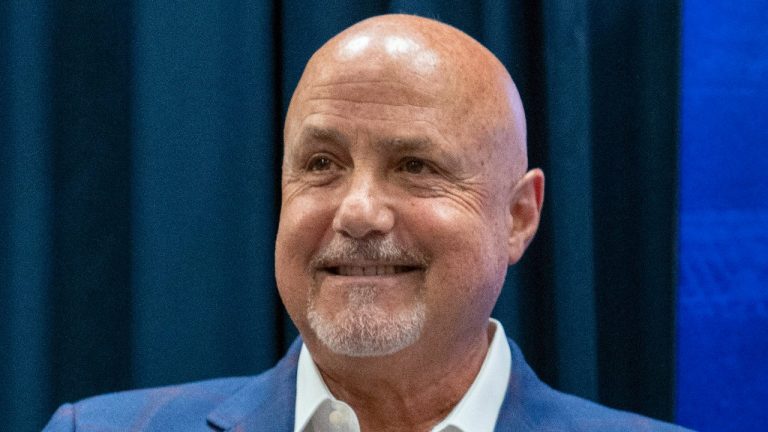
[{"xmin": 400, "ymin": 158, "xmax": 429, "ymax": 174}]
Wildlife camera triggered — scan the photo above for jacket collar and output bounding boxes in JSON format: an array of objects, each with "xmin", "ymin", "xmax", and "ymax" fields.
[{"xmin": 206, "ymin": 338, "xmax": 302, "ymax": 431}]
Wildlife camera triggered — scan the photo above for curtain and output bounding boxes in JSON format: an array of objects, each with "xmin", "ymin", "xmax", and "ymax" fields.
[{"xmin": 0, "ymin": 1, "xmax": 680, "ymax": 429}]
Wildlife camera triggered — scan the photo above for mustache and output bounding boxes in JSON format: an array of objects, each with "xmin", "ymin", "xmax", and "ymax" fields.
[{"xmin": 309, "ymin": 236, "xmax": 429, "ymax": 269}]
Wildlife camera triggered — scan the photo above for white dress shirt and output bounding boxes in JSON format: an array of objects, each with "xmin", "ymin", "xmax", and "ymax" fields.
[{"xmin": 293, "ymin": 319, "xmax": 512, "ymax": 432}]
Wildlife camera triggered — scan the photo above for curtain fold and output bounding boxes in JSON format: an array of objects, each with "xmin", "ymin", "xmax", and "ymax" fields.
[
  {"xmin": 0, "ymin": 1, "xmax": 680, "ymax": 429},
  {"xmin": 1, "ymin": 0, "xmax": 55, "ymax": 428},
  {"xmin": 540, "ymin": 0, "xmax": 598, "ymax": 401}
]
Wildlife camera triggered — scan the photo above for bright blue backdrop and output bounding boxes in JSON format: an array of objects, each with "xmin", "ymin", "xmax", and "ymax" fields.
[{"xmin": 676, "ymin": 1, "xmax": 768, "ymax": 430}]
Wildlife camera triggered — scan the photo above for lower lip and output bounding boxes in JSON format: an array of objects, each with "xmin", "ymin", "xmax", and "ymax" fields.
[{"xmin": 316, "ymin": 270, "xmax": 423, "ymax": 288}]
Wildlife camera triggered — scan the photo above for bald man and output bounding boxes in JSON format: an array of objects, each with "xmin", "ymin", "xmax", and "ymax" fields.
[{"xmin": 43, "ymin": 15, "xmax": 689, "ymax": 432}]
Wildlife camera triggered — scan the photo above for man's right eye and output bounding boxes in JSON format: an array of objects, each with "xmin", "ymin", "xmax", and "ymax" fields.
[{"xmin": 306, "ymin": 155, "xmax": 334, "ymax": 171}]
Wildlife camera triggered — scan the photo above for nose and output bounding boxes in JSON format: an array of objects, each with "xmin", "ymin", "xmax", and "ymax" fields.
[{"xmin": 332, "ymin": 173, "xmax": 395, "ymax": 239}]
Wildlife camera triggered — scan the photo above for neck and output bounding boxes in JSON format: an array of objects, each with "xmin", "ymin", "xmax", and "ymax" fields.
[{"xmin": 310, "ymin": 322, "xmax": 494, "ymax": 432}]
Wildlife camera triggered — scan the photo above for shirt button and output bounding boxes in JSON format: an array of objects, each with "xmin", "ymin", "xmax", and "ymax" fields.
[{"xmin": 329, "ymin": 409, "xmax": 345, "ymax": 426}]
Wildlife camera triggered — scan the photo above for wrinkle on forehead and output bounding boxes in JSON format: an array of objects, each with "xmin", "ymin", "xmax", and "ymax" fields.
[{"xmin": 305, "ymin": 80, "xmax": 437, "ymax": 109}]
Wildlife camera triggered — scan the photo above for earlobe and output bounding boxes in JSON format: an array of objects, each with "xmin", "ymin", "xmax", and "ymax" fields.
[{"xmin": 507, "ymin": 168, "xmax": 545, "ymax": 265}]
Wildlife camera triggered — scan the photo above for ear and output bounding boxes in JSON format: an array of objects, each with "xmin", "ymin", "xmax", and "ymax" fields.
[{"xmin": 507, "ymin": 168, "xmax": 545, "ymax": 265}]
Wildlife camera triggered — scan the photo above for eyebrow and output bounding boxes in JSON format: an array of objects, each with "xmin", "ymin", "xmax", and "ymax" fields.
[
  {"xmin": 375, "ymin": 136, "xmax": 432, "ymax": 153},
  {"xmin": 300, "ymin": 125, "xmax": 350, "ymax": 146},
  {"xmin": 300, "ymin": 126, "xmax": 433, "ymax": 151},
  {"xmin": 298, "ymin": 125, "xmax": 463, "ymax": 170},
  {"xmin": 377, "ymin": 136, "xmax": 463, "ymax": 171}
]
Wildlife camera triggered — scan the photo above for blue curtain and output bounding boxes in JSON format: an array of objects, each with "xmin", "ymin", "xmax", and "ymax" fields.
[{"xmin": 0, "ymin": 1, "xmax": 680, "ymax": 430}]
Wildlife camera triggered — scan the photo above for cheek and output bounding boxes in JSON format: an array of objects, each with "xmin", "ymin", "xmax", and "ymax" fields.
[
  {"xmin": 406, "ymin": 200, "xmax": 508, "ymax": 310},
  {"xmin": 277, "ymin": 195, "xmax": 335, "ymax": 251},
  {"xmin": 409, "ymin": 198, "xmax": 504, "ymax": 255},
  {"xmin": 275, "ymin": 196, "xmax": 336, "ymax": 313}
]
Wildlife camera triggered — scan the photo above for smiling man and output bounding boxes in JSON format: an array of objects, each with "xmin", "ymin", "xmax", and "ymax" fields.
[
  {"xmin": 44, "ymin": 14, "xmax": 689, "ymax": 432},
  {"xmin": 274, "ymin": 13, "xmax": 542, "ymax": 431}
]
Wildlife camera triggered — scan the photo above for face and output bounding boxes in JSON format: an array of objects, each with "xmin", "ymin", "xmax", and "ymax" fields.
[{"xmin": 275, "ymin": 32, "xmax": 516, "ymax": 358}]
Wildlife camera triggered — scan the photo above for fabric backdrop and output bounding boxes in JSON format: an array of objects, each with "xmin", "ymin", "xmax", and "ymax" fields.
[{"xmin": 0, "ymin": 1, "xmax": 680, "ymax": 430}]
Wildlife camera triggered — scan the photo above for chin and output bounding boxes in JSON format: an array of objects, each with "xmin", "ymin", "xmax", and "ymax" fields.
[{"xmin": 307, "ymin": 296, "xmax": 427, "ymax": 357}]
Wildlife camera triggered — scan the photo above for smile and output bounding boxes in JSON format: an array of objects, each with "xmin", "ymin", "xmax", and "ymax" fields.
[{"xmin": 326, "ymin": 265, "xmax": 420, "ymax": 276}]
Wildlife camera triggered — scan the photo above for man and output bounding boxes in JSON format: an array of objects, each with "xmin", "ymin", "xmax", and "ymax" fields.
[{"xmin": 44, "ymin": 14, "xmax": 689, "ymax": 432}]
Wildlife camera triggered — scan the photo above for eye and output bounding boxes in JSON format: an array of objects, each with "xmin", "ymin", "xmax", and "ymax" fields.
[
  {"xmin": 399, "ymin": 158, "xmax": 430, "ymax": 174},
  {"xmin": 306, "ymin": 155, "xmax": 335, "ymax": 172}
]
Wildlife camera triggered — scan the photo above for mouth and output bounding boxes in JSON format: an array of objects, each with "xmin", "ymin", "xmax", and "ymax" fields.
[{"xmin": 322, "ymin": 265, "xmax": 422, "ymax": 276}]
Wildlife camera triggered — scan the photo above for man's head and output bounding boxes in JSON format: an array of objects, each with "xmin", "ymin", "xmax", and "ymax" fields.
[{"xmin": 275, "ymin": 14, "xmax": 544, "ymax": 359}]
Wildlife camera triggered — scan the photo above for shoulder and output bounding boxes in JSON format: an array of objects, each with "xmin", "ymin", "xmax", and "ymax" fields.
[
  {"xmin": 43, "ymin": 376, "xmax": 252, "ymax": 432},
  {"xmin": 43, "ymin": 340, "xmax": 304, "ymax": 432},
  {"xmin": 521, "ymin": 386, "xmax": 691, "ymax": 432},
  {"xmin": 498, "ymin": 338, "xmax": 693, "ymax": 432}
]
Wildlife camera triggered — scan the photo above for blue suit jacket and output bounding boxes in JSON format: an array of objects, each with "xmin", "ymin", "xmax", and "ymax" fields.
[{"xmin": 43, "ymin": 338, "xmax": 690, "ymax": 431}]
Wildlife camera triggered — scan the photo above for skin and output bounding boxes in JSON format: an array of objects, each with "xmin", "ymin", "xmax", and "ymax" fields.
[{"xmin": 275, "ymin": 14, "xmax": 544, "ymax": 432}]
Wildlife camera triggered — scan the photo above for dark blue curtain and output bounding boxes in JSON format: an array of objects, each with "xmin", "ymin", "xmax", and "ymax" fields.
[{"xmin": 0, "ymin": 1, "xmax": 680, "ymax": 430}]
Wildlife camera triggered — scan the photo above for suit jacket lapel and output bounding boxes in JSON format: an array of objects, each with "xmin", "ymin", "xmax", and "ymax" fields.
[
  {"xmin": 207, "ymin": 339, "xmax": 302, "ymax": 432},
  {"xmin": 494, "ymin": 338, "xmax": 540, "ymax": 431}
]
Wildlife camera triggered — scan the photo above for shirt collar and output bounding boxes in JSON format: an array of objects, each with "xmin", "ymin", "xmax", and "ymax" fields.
[
  {"xmin": 294, "ymin": 342, "xmax": 335, "ymax": 432},
  {"xmin": 431, "ymin": 318, "xmax": 511, "ymax": 432},
  {"xmin": 293, "ymin": 318, "xmax": 511, "ymax": 432}
]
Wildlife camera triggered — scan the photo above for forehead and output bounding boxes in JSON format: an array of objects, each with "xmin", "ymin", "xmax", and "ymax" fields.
[
  {"xmin": 309, "ymin": 75, "xmax": 436, "ymax": 103},
  {"xmin": 288, "ymin": 59, "xmax": 469, "ymax": 146},
  {"xmin": 289, "ymin": 82, "xmax": 461, "ymax": 162},
  {"xmin": 297, "ymin": 82, "xmax": 439, "ymax": 129}
]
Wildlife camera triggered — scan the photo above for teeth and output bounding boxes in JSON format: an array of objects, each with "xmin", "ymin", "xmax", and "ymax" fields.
[{"xmin": 337, "ymin": 266, "xmax": 402, "ymax": 276}]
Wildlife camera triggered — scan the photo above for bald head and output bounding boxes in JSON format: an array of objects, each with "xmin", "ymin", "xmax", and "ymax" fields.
[{"xmin": 285, "ymin": 14, "xmax": 528, "ymax": 180}]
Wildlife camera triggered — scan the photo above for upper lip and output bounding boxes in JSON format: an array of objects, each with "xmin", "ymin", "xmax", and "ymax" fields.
[
  {"xmin": 316, "ymin": 262, "xmax": 424, "ymax": 276},
  {"xmin": 317, "ymin": 260, "xmax": 417, "ymax": 268}
]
